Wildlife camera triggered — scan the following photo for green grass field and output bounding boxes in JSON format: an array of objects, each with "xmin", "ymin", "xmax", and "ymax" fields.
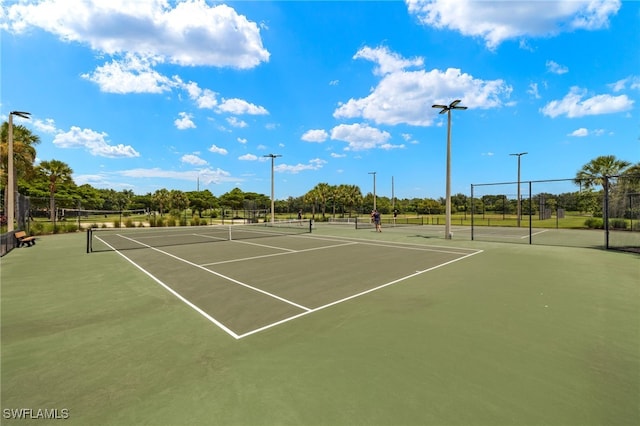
[{"xmin": 1, "ymin": 225, "xmax": 638, "ymax": 425}]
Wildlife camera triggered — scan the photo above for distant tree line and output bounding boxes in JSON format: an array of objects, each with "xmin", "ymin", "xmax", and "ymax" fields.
[{"xmin": 2, "ymin": 121, "xmax": 639, "ymax": 224}]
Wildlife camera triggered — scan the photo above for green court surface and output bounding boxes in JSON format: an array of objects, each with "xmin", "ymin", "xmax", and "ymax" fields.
[{"xmin": 1, "ymin": 224, "xmax": 638, "ymax": 425}]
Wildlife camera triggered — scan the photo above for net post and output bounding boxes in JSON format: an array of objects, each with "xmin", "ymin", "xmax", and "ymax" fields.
[
  {"xmin": 86, "ymin": 228, "xmax": 92, "ymax": 253},
  {"xmin": 470, "ymin": 184, "xmax": 474, "ymax": 241},
  {"xmin": 309, "ymin": 219, "xmax": 312, "ymax": 233}
]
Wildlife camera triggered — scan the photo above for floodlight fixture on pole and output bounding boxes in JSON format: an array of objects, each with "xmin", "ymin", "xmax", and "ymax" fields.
[
  {"xmin": 509, "ymin": 152, "xmax": 528, "ymax": 227},
  {"xmin": 264, "ymin": 154, "xmax": 281, "ymax": 224},
  {"xmin": 368, "ymin": 171, "xmax": 377, "ymax": 211},
  {"xmin": 432, "ymin": 100, "xmax": 467, "ymax": 239},
  {"xmin": 7, "ymin": 111, "xmax": 31, "ymax": 232}
]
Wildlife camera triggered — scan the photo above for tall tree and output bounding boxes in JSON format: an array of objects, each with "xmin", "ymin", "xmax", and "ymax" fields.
[
  {"xmin": 303, "ymin": 187, "xmax": 320, "ymax": 220},
  {"xmin": 152, "ymin": 189, "xmax": 170, "ymax": 216},
  {"xmin": 342, "ymin": 184, "xmax": 363, "ymax": 216},
  {"xmin": 1, "ymin": 122, "xmax": 40, "ymax": 199},
  {"xmin": 575, "ymin": 155, "xmax": 631, "ymax": 190},
  {"xmin": 37, "ymin": 160, "xmax": 74, "ymax": 221},
  {"xmin": 312, "ymin": 183, "xmax": 331, "ymax": 219}
]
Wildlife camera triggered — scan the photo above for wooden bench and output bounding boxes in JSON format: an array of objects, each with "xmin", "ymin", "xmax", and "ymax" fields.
[{"xmin": 15, "ymin": 231, "xmax": 36, "ymax": 247}]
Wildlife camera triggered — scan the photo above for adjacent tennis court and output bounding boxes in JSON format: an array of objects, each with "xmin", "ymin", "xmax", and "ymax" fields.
[{"xmin": 89, "ymin": 222, "xmax": 481, "ymax": 338}]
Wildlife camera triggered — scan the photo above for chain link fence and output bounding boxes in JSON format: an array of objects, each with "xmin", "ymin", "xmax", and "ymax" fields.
[{"xmin": 470, "ymin": 176, "xmax": 639, "ymax": 252}]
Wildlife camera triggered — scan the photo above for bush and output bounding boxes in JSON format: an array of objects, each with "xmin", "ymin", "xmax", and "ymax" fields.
[
  {"xmin": 167, "ymin": 217, "xmax": 176, "ymax": 227},
  {"xmin": 124, "ymin": 218, "xmax": 135, "ymax": 228},
  {"xmin": 584, "ymin": 218, "xmax": 604, "ymax": 229},
  {"xmin": 30, "ymin": 221, "xmax": 45, "ymax": 235},
  {"xmin": 112, "ymin": 219, "xmax": 121, "ymax": 228},
  {"xmin": 190, "ymin": 216, "xmax": 200, "ymax": 226},
  {"xmin": 609, "ymin": 219, "xmax": 627, "ymax": 230}
]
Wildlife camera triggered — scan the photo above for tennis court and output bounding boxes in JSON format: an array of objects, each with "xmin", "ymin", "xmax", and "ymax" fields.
[
  {"xmin": 89, "ymin": 222, "xmax": 481, "ymax": 339},
  {"xmin": 2, "ymin": 224, "xmax": 639, "ymax": 426}
]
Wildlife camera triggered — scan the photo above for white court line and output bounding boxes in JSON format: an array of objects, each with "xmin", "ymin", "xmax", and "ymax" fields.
[
  {"xmin": 524, "ymin": 229, "xmax": 549, "ymax": 239},
  {"xmin": 101, "ymin": 234, "xmax": 312, "ymax": 331},
  {"xmin": 95, "ymin": 235, "xmax": 240, "ymax": 339},
  {"xmin": 300, "ymin": 233, "xmax": 478, "ymax": 254},
  {"xmin": 228, "ymin": 238, "xmax": 297, "ymax": 252},
  {"xmin": 237, "ymin": 248, "xmax": 484, "ymax": 339},
  {"xmin": 201, "ymin": 241, "xmax": 358, "ymax": 266},
  {"xmin": 98, "ymin": 233, "xmax": 483, "ymax": 340}
]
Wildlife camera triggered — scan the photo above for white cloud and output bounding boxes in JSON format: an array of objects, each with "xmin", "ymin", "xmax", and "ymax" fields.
[
  {"xmin": 174, "ymin": 112, "xmax": 196, "ymax": 129},
  {"xmin": 181, "ymin": 154, "xmax": 208, "ymax": 166},
  {"xmin": 275, "ymin": 158, "xmax": 327, "ymax": 174},
  {"xmin": 541, "ymin": 86, "xmax": 634, "ymax": 118},
  {"xmin": 353, "ymin": 46, "xmax": 423, "ymax": 76},
  {"xmin": 401, "ymin": 133, "xmax": 419, "ymax": 144},
  {"xmin": 82, "ymin": 54, "xmax": 176, "ymax": 94},
  {"xmin": 226, "ymin": 117, "xmax": 248, "ymax": 128},
  {"xmin": 208, "ymin": 144, "xmax": 228, "ymax": 155},
  {"xmin": 527, "ymin": 83, "xmax": 541, "ymax": 99},
  {"xmin": 380, "ymin": 143, "xmax": 405, "ymax": 150},
  {"xmin": 609, "ymin": 76, "xmax": 640, "ymax": 92},
  {"xmin": 569, "ymin": 128, "xmax": 589, "ymax": 137},
  {"xmin": 118, "ymin": 167, "xmax": 234, "ymax": 185},
  {"xmin": 330, "ymin": 123, "xmax": 392, "ymax": 151},
  {"xmin": 546, "ymin": 60, "xmax": 569, "ymax": 75},
  {"xmin": 239, "ymin": 153, "xmax": 258, "ymax": 161},
  {"xmin": 183, "ymin": 81, "xmax": 219, "ymax": 109},
  {"xmin": 301, "ymin": 129, "xmax": 329, "ymax": 143},
  {"xmin": 330, "ymin": 152, "xmax": 347, "ymax": 158},
  {"xmin": 237, "ymin": 137, "xmax": 247, "ymax": 144},
  {"xmin": 406, "ymin": 0, "xmax": 621, "ymax": 49},
  {"xmin": 569, "ymin": 128, "xmax": 606, "ymax": 137},
  {"xmin": 53, "ymin": 126, "xmax": 139, "ymax": 158},
  {"xmin": 33, "ymin": 118, "xmax": 57, "ymax": 134},
  {"xmin": 335, "ymin": 51, "xmax": 511, "ymax": 126},
  {"xmin": 3, "ymin": 0, "xmax": 269, "ymax": 68},
  {"xmin": 217, "ymin": 98, "xmax": 268, "ymax": 115}
]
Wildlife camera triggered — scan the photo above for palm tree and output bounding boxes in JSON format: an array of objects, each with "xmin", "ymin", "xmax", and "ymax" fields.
[
  {"xmin": 152, "ymin": 189, "xmax": 170, "ymax": 216},
  {"xmin": 1, "ymin": 122, "xmax": 40, "ymax": 201},
  {"xmin": 312, "ymin": 183, "xmax": 331, "ymax": 219},
  {"xmin": 575, "ymin": 155, "xmax": 632, "ymax": 218},
  {"xmin": 341, "ymin": 184, "xmax": 362, "ymax": 217},
  {"xmin": 303, "ymin": 187, "xmax": 319, "ymax": 220},
  {"xmin": 37, "ymin": 160, "xmax": 74, "ymax": 222},
  {"xmin": 574, "ymin": 155, "xmax": 631, "ymax": 190}
]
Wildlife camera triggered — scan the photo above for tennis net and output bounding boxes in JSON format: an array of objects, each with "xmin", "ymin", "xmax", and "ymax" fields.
[
  {"xmin": 87, "ymin": 219, "xmax": 312, "ymax": 252},
  {"xmin": 355, "ymin": 216, "xmax": 425, "ymax": 229}
]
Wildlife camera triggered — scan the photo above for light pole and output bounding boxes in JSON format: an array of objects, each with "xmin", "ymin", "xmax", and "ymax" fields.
[
  {"xmin": 509, "ymin": 152, "xmax": 527, "ymax": 227},
  {"xmin": 6, "ymin": 111, "xmax": 31, "ymax": 232},
  {"xmin": 368, "ymin": 171, "xmax": 377, "ymax": 211},
  {"xmin": 432, "ymin": 100, "xmax": 467, "ymax": 239},
  {"xmin": 264, "ymin": 154, "xmax": 281, "ymax": 224}
]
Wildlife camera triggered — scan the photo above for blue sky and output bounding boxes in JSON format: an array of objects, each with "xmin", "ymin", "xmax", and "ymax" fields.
[{"xmin": 1, "ymin": 0, "xmax": 638, "ymax": 200}]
